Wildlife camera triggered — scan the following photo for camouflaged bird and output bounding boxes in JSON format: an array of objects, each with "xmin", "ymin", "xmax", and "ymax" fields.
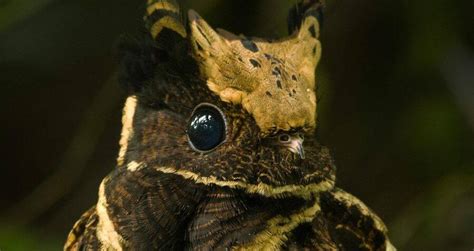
[{"xmin": 65, "ymin": 0, "xmax": 396, "ymax": 250}]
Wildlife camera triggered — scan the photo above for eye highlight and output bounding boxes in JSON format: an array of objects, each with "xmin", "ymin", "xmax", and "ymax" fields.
[{"xmin": 187, "ymin": 103, "xmax": 227, "ymax": 152}]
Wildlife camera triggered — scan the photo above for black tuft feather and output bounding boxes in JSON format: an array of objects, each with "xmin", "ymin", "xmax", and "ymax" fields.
[
  {"xmin": 288, "ymin": 0, "xmax": 324, "ymax": 35},
  {"xmin": 115, "ymin": 31, "xmax": 161, "ymax": 93}
]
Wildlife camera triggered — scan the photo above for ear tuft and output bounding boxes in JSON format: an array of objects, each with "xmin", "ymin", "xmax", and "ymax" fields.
[
  {"xmin": 188, "ymin": 9, "xmax": 226, "ymax": 56},
  {"xmin": 144, "ymin": 0, "xmax": 188, "ymax": 58},
  {"xmin": 298, "ymin": 15, "xmax": 320, "ymax": 40},
  {"xmin": 144, "ymin": 0, "xmax": 187, "ymax": 39},
  {"xmin": 287, "ymin": 0, "xmax": 324, "ymax": 35}
]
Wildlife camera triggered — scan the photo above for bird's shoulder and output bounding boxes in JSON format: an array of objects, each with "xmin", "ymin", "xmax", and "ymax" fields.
[{"xmin": 64, "ymin": 206, "xmax": 100, "ymax": 250}]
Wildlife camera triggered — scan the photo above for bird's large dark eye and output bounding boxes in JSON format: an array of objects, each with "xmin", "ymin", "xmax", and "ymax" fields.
[{"xmin": 187, "ymin": 103, "xmax": 226, "ymax": 152}]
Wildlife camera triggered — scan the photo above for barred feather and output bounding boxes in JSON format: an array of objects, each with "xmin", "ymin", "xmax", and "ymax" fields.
[{"xmin": 144, "ymin": 0, "xmax": 186, "ymax": 39}]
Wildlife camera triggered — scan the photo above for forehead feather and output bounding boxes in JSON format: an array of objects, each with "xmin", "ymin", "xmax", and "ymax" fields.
[{"xmin": 188, "ymin": 10, "xmax": 321, "ymax": 135}]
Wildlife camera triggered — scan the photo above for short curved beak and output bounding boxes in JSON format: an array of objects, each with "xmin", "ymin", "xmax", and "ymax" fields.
[{"xmin": 287, "ymin": 136, "xmax": 305, "ymax": 159}]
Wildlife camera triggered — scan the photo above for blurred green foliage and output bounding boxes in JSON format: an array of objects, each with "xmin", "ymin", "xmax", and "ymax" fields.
[{"xmin": 0, "ymin": 227, "xmax": 61, "ymax": 250}]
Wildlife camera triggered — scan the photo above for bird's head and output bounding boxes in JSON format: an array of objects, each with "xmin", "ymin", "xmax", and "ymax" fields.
[{"xmin": 117, "ymin": 0, "xmax": 335, "ymax": 198}]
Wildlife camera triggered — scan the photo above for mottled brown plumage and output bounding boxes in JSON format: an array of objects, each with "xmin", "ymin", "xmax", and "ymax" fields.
[{"xmin": 65, "ymin": 0, "xmax": 396, "ymax": 250}]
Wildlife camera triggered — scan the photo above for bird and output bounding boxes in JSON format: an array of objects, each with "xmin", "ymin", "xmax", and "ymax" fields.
[{"xmin": 64, "ymin": 0, "xmax": 396, "ymax": 250}]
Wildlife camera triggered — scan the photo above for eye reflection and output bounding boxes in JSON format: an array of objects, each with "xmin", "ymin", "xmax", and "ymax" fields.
[{"xmin": 187, "ymin": 104, "xmax": 226, "ymax": 152}]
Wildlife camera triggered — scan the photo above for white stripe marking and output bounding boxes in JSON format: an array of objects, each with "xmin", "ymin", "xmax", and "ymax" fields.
[
  {"xmin": 117, "ymin": 96, "xmax": 137, "ymax": 166},
  {"xmin": 96, "ymin": 179, "xmax": 124, "ymax": 250}
]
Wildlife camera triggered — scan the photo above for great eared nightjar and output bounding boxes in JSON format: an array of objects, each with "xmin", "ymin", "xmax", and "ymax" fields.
[{"xmin": 64, "ymin": 0, "xmax": 396, "ymax": 250}]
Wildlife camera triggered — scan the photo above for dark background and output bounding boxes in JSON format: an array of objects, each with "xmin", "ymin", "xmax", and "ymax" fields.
[{"xmin": 1, "ymin": 0, "xmax": 473, "ymax": 250}]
